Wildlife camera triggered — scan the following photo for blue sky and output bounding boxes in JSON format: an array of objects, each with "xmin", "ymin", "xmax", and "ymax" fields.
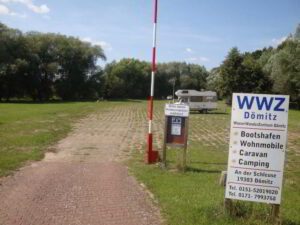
[{"xmin": 0, "ymin": 0, "xmax": 299, "ymax": 69}]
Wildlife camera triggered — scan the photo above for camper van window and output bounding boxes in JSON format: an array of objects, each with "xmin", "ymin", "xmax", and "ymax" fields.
[
  {"xmin": 181, "ymin": 98, "xmax": 188, "ymax": 103},
  {"xmin": 182, "ymin": 90, "xmax": 189, "ymax": 94},
  {"xmin": 205, "ymin": 96, "xmax": 216, "ymax": 102},
  {"xmin": 190, "ymin": 96, "xmax": 203, "ymax": 102}
]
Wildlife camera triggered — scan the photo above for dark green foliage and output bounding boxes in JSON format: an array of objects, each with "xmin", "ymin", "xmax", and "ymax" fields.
[
  {"xmin": 160, "ymin": 62, "xmax": 208, "ymax": 92},
  {"xmin": 103, "ymin": 59, "xmax": 150, "ymax": 99},
  {"xmin": 0, "ymin": 23, "xmax": 27, "ymax": 100},
  {"xmin": 1, "ymin": 21, "xmax": 299, "ymax": 104},
  {"xmin": 206, "ymin": 68, "xmax": 222, "ymax": 97},
  {"xmin": 216, "ymin": 47, "xmax": 272, "ymax": 101},
  {"xmin": 0, "ymin": 22, "xmax": 208, "ymax": 101},
  {"xmin": 219, "ymin": 47, "xmax": 245, "ymax": 97},
  {"xmin": 294, "ymin": 24, "xmax": 300, "ymax": 40},
  {"xmin": 210, "ymin": 24, "xmax": 300, "ymax": 108},
  {"xmin": 0, "ymin": 23, "xmax": 106, "ymax": 101},
  {"xmin": 263, "ymin": 39, "xmax": 300, "ymax": 107},
  {"xmin": 103, "ymin": 60, "xmax": 209, "ymax": 99}
]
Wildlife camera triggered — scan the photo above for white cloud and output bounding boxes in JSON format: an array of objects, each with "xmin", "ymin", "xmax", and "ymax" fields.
[
  {"xmin": 271, "ymin": 36, "xmax": 287, "ymax": 46},
  {"xmin": 199, "ymin": 57, "xmax": 209, "ymax": 62},
  {"xmin": 0, "ymin": 4, "xmax": 10, "ymax": 14},
  {"xmin": 186, "ymin": 48, "xmax": 193, "ymax": 53},
  {"xmin": 96, "ymin": 41, "xmax": 113, "ymax": 51},
  {"xmin": 186, "ymin": 56, "xmax": 210, "ymax": 63},
  {"xmin": 0, "ymin": 0, "xmax": 50, "ymax": 14},
  {"xmin": 82, "ymin": 37, "xmax": 92, "ymax": 42},
  {"xmin": 187, "ymin": 57, "xmax": 197, "ymax": 61},
  {"xmin": 82, "ymin": 37, "xmax": 113, "ymax": 51},
  {"xmin": 27, "ymin": 3, "xmax": 49, "ymax": 14},
  {"xmin": 0, "ymin": 3, "xmax": 25, "ymax": 17},
  {"xmin": 185, "ymin": 48, "xmax": 209, "ymax": 63}
]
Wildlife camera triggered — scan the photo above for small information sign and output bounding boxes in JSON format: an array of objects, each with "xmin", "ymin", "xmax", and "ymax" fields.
[
  {"xmin": 166, "ymin": 116, "xmax": 187, "ymax": 145},
  {"xmin": 162, "ymin": 103, "xmax": 190, "ymax": 169},
  {"xmin": 165, "ymin": 104, "xmax": 190, "ymax": 117},
  {"xmin": 164, "ymin": 104, "xmax": 190, "ymax": 146},
  {"xmin": 225, "ymin": 93, "xmax": 289, "ymax": 204},
  {"xmin": 171, "ymin": 117, "xmax": 182, "ymax": 136}
]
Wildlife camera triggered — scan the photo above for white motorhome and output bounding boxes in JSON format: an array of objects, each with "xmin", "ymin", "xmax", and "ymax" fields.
[{"xmin": 175, "ymin": 89, "xmax": 218, "ymax": 113}]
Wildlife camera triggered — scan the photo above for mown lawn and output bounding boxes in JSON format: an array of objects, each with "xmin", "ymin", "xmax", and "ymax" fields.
[
  {"xmin": 129, "ymin": 101, "xmax": 300, "ymax": 225},
  {"xmin": 0, "ymin": 101, "xmax": 122, "ymax": 176}
]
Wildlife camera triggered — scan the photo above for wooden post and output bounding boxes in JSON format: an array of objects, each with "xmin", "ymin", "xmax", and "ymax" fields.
[
  {"xmin": 182, "ymin": 118, "xmax": 189, "ymax": 171},
  {"xmin": 219, "ymin": 171, "xmax": 227, "ymax": 187},
  {"xmin": 223, "ymin": 170, "xmax": 233, "ymax": 216},
  {"xmin": 181, "ymin": 146, "xmax": 187, "ymax": 171},
  {"xmin": 176, "ymin": 117, "xmax": 188, "ymax": 172},
  {"xmin": 162, "ymin": 116, "xmax": 168, "ymax": 168},
  {"xmin": 224, "ymin": 198, "xmax": 234, "ymax": 216},
  {"xmin": 270, "ymin": 204, "xmax": 281, "ymax": 225},
  {"xmin": 161, "ymin": 107, "xmax": 189, "ymax": 171}
]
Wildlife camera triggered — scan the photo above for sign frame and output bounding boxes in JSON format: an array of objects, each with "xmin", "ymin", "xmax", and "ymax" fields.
[
  {"xmin": 225, "ymin": 93, "xmax": 289, "ymax": 206},
  {"xmin": 162, "ymin": 104, "xmax": 190, "ymax": 169}
]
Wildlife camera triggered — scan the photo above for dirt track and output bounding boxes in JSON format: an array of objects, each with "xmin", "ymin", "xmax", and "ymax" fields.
[{"xmin": 0, "ymin": 103, "xmax": 162, "ymax": 225}]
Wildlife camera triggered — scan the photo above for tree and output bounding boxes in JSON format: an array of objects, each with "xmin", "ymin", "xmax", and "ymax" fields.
[
  {"xmin": 294, "ymin": 23, "xmax": 300, "ymax": 40},
  {"xmin": 242, "ymin": 53, "xmax": 272, "ymax": 94},
  {"xmin": 23, "ymin": 32, "xmax": 60, "ymax": 100},
  {"xmin": 103, "ymin": 59, "xmax": 149, "ymax": 99},
  {"xmin": 263, "ymin": 39, "xmax": 300, "ymax": 107},
  {"xmin": 206, "ymin": 67, "xmax": 223, "ymax": 97},
  {"xmin": 55, "ymin": 36, "xmax": 106, "ymax": 100},
  {"xmin": 0, "ymin": 23, "xmax": 27, "ymax": 100},
  {"xmin": 157, "ymin": 62, "xmax": 208, "ymax": 97},
  {"xmin": 185, "ymin": 64, "xmax": 208, "ymax": 90},
  {"xmin": 219, "ymin": 47, "xmax": 244, "ymax": 99},
  {"xmin": 218, "ymin": 47, "xmax": 271, "ymax": 101},
  {"xmin": 0, "ymin": 23, "xmax": 107, "ymax": 101}
]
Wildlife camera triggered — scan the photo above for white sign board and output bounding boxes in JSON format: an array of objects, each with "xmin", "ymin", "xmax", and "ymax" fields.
[
  {"xmin": 165, "ymin": 104, "xmax": 190, "ymax": 117},
  {"xmin": 225, "ymin": 93, "xmax": 289, "ymax": 204}
]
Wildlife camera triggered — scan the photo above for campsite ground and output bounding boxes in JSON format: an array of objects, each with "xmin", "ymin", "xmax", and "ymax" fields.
[
  {"xmin": 0, "ymin": 100, "xmax": 299, "ymax": 225},
  {"xmin": 129, "ymin": 101, "xmax": 300, "ymax": 225},
  {"xmin": 0, "ymin": 101, "xmax": 162, "ymax": 225}
]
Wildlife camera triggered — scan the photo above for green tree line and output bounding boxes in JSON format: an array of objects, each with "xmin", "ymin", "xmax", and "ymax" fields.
[
  {"xmin": 0, "ymin": 23, "xmax": 105, "ymax": 101},
  {"xmin": 208, "ymin": 24, "xmax": 300, "ymax": 107},
  {"xmin": 102, "ymin": 59, "xmax": 208, "ymax": 99},
  {"xmin": 0, "ymin": 22, "xmax": 209, "ymax": 101},
  {"xmin": 0, "ymin": 22, "xmax": 299, "ymax": 107}
]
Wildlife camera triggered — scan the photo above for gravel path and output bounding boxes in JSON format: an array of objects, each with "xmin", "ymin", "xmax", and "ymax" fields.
[{"xmin": 0, "ymin": 104, "xmax": 162, "ymax": 225}]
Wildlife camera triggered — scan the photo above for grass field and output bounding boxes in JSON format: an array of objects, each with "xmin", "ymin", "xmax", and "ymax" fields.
[
  {"xmin": 0, "ymin": 101, "xmax": 123, "ymax": 176},
  {"xmin": 129, "ymin": 101, "xmax": 300, "ymax": 225},
  {"xmin": 0, "ymin": 100, "xmax": 299, "ymax": 225}
]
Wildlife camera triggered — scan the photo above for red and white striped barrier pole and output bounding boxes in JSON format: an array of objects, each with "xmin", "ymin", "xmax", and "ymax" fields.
[{"xmin": 146, "ymin": 0, "xmax": 159, "ymax": 164}]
